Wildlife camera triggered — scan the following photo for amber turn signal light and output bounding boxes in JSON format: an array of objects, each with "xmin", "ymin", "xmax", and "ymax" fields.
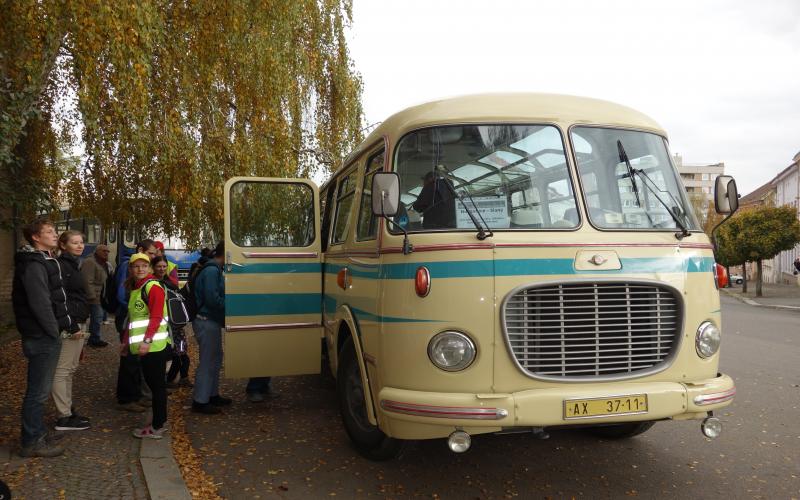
[{"xmin": 415, "ymin": 266, "xmax": 430, "ymax": 297}]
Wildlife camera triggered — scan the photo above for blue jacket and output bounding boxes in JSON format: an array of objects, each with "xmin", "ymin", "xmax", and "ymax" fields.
[
  {"xmin": 116, "ymin": 257, "xmax": 130, "ymax": 307},
  {"xmin": 194, "ymin": 260, "xmax": 225, "ymax": 324}
]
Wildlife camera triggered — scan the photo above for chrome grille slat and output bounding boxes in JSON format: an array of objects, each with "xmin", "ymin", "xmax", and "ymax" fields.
[{"xmin": 503, "ymin": 281, "xmax": 682, "ymax": 380}]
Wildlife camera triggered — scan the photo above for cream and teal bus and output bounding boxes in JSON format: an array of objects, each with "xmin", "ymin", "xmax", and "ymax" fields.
[{"xmin": 222, "ymin": 93, "xmax": 738, "ymax": 460}]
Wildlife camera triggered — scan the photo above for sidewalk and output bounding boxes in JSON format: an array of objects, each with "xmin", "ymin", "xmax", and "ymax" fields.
[
  {"xmin": 720, "ymin": 281, "xmax": 800, "ymax": 311},
  {"xmin": 0, "ymin": 323, "xmax": 195, "ymax": 499}
]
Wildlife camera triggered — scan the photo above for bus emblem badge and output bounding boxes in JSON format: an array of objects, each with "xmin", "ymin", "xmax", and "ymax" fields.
[{"xmin": 590, "ymin": 254, "xmax": 606, "ymax": 265}]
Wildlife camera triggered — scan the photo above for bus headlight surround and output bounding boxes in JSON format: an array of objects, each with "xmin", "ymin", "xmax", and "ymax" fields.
[
  {"xmin": 428, "ymin": 331, "xmax": 476, "ymax": 372},
  {"xmin": 695, "ymin": 321, "xmax": 721, "ymax": 358}
]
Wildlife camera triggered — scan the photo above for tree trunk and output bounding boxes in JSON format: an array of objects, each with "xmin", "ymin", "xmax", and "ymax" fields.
[
  {"xmin": 742, "ymin": 264, "xmax": 748, "ymax": 294},
  {"xmin": 756, "ymin": 259, "xmax": 763, "ymax": 297}
]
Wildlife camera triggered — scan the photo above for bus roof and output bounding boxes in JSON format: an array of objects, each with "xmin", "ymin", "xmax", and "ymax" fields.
[{"xmin": 336, "ymin": 93, "xmax": 666, "ymax": 177}]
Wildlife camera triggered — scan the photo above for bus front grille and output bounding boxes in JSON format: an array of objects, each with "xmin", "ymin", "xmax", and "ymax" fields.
[{"xmin": 502, "ymin": 281, "xmax": 682, "ymax": 380}]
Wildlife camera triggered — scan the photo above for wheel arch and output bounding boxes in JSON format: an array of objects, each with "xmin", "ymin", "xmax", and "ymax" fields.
[{"xmin": 334, "ymin": 305, "xmax": 378, "ymax": 426}]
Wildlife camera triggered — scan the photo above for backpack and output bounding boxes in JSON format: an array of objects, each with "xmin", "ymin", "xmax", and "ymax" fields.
[
  {"xmin": 178, "ymin": 265, "xmax": 206, "ymax": 322},
  {"xmin": 100, "ymin": 267, "xmax": 119, "ymax": 314},
  {"xmin": 141, "ymin": 280, "xmax": 191, "ymax": 328}
]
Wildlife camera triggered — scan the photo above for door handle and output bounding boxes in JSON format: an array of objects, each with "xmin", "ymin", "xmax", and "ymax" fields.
[{"xmin": 225, "ymin": 250, "xmax": 244, "ymax": 272}]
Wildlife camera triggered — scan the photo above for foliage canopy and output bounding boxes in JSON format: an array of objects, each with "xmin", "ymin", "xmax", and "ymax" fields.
[{"xmin": 1, "ymin": 0, "xmax": 363, "ymax": 245}]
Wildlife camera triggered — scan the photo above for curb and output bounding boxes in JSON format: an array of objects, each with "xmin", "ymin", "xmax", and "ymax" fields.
[
  {"xmin": 720, "ymin": 288, "xmax": 800, "ymax": 311},
  {"xmin": 139, "ymin": 435, "xmax": 192, "ymax": 499}
]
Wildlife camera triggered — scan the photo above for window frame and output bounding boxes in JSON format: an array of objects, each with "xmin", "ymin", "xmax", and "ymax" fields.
[
  {"xmin": 356, "ymin": 148, "xmax": 386, "ymax": 241},
  {"xmin": 391, "ymin": 122, "xmax": 582, "ymax": 233},
  {"xmin": 568, "ymin": 124, "xmax": 701, "ymax": 234},
  {"xmin": 330, "ymin": 167, "xmax": 358, "ymax": 245}
]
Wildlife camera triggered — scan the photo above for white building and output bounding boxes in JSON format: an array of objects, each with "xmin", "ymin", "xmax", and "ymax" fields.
[
  {"xmin": 673, "ymin": 154, "xmax": 725, "ymax": 201},
  {"xmin": 772, "ymin": 151, "xmax": 800, "ymax": 283}
]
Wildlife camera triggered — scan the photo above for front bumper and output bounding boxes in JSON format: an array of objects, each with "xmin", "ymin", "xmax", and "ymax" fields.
[{"xmin": 377, "ymin": 373, "xmax": 735, "ymax": 440}]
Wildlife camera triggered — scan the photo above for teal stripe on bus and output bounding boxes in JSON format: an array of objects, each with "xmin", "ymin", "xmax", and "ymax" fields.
[
  {"xmin": 245, "ymin": 257, "xmax": 714, "ymax": 279},
  {"xmin": 229, "ymin": 263, "xmax": 322, "ymax": 274},
  {"xmin": 226, "ymin": 293, "xmax": 321, "ymax": 316}
]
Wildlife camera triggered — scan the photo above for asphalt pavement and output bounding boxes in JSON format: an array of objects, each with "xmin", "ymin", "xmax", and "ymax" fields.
[{"xmin": 185, "ymin": 294, "xmax": 800, "ymax": 499}]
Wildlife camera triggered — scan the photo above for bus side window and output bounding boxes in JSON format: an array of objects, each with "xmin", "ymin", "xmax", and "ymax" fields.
[
  {"xmin": 356, "ymin": 149, "xmax": 385, "ymax": 241},
  {"xmin": 331, "ymin": 169, "xmax": 357, "ymax": 245},
  {"xmin": 320, "ymin": 187, "xmax": 335, "ymax": 252}
]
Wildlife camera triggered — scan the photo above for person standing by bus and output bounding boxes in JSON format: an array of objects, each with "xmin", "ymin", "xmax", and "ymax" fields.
[
  {"xmin": 153, "ymin": 241, "xmax": 179, "ymax": 287},
  {"xmin": 151, "ymin": 256, "xmax": 192, "ymax": 388},
  {"xmin": 191, "ymin": 241, "xmax": 231, "ymax": 414},
  {"xmin": 124, "ymin": 253, "xmax": 171, "ymax": 439},
  {"xmin": 115, "ymin": 239, "xmax": 157, "ymax": 412},
  {"xmin": 81, "ymin": 244, "xmax": 111, "ymax": 348},
  {"xmin": 52, "ymin": 230, "xmax": 91, "ymax": 431},
  {"xmin": 12, "ymin": 219, "xmax": 70, "ymax": 457}
]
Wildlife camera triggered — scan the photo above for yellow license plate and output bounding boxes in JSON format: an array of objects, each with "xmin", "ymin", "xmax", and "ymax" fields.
[{"xmin": 563, "ymin": 394, "xmax": 648, "ymax": 420}]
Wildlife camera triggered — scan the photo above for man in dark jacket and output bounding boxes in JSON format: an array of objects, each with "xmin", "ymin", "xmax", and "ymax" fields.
[
  {"xmin": 191, "ymin": 241, "xmax": 231, "ymax": 414},
  {"xmin": 11, "ymin": 219, "xmax": 71, "ymax": 457},
  {"xmin": 412, "ymin": 170, "xmax": 457, "ymax": 229}
]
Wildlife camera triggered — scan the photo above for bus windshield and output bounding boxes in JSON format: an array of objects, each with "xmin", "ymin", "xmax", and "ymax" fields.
[
  {"xmin": 392, "ymin": 124, "xmax": 580, "ymax": 232},
  {"xmin": 571, "ymin": 127, "xmax": 699, "ymax": 231}
]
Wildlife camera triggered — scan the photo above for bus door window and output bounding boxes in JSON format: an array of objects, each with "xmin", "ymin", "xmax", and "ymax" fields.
[{"xmin": 229, "ymin": 182, "xmax": 315, "ymax": 247}]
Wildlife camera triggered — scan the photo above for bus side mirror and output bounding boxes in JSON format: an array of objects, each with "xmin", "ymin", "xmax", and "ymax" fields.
[
  {"xmin": 371, "ymin": 172, "xmax": 400, "ymax": 217},
  {"xmin": 714, "ymin": 175, "xmax": 738, "ymax": 215}
]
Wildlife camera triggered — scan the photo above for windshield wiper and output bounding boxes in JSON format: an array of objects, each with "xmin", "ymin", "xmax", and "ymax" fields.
[
  {"xmin": 437, "ymin": 164, "xmax": 494, "ymax": 240},
  {"xmin": 617, "ymin": 140, "xmax": 690, "ymax": 240}
]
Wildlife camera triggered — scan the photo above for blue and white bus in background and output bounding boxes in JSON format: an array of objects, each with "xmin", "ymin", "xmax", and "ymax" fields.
[{"xmin": 52, "ymin": 209, "xmax": 200, "ymax": 278}]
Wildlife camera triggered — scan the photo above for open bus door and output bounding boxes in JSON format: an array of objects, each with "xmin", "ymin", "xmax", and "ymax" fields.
[{"xmin": 223, "ymin": 178, "xmax": 322, "ymax": 378}]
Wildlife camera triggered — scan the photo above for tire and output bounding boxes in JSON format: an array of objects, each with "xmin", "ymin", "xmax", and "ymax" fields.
[
  {"xmin": 585, "ymin": 421, "xmax": 655, "ymax": 439},
  {"xmin": 337, "ymin": 337, "xmax": 404, "ymax": 460}
]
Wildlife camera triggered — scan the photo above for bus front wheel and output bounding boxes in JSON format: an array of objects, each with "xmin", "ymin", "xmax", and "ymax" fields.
[{"xmin": 337, "ymin": 337, "xmax": 404, "ymax": 461}]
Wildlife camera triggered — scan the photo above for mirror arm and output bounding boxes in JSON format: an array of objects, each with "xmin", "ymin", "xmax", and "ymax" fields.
[
  {"xmin": 380, "ymin": 199, "xmax": 413, "ymax": 255},
  {"xmin": 710, "ymin": 200, "xmax": 739, "ymax": 257}
]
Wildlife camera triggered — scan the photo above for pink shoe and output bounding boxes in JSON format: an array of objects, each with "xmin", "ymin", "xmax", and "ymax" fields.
[{"xmin": 132, "ymin": 425, "xmax": 165, "ymax": 439}]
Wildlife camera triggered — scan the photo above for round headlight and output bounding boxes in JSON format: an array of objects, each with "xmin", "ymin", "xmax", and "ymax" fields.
[
  {"xmin": 428, "ymin": 331, "xmax": 476, "ymax": 371},
  {"xmin": 695, "ymin": 321, "xmax": 721, "ymax": 358}
]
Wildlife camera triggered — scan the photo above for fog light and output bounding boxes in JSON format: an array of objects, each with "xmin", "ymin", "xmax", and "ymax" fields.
[
  {"xmin": 447, "ymin": 431, "xmax": 471, "ymax": 453},
  {"xmin": 701, "ymin": 416, "xmax": 722, "ymax": 439},
  {"xmin": 695, "ymin": 321, "xmax": 721, "ymax": 358}
]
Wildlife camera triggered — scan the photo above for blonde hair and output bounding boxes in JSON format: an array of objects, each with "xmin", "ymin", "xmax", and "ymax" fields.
[{"xmin": 58, "ymin": 230, "xmax": 85, "ymax": 254}]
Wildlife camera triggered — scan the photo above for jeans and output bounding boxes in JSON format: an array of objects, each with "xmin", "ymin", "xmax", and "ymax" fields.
[
  {"xmin": 21, "ymin": 334, "xmax": 62, "ymax": 447},
  {"xmin": 193, "ymin": 318, "xmax": 222, "ymax": 404},
  {"xmin": 140, "ymin": 348, "xmax": 169, "ymax": 429},
  {"xmin": 88, "ymin": 303, "xmax": 104, "ymax": 343},
  {"xmin": 246, "ymin": 377, "xmax": 272, "ymax": 394}
]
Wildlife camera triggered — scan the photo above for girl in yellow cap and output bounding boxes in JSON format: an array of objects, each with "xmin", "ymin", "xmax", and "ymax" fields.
[{"xmin": 123, "ymin": 253, "xmax": 171, "ymax": 439}]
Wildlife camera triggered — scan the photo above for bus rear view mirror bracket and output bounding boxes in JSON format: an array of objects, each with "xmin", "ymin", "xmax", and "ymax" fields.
[{"xmin": 371, "ymin": 172, "xmax": 413, "ymax": 255}]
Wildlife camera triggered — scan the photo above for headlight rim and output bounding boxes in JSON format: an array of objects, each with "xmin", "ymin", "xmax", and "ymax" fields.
[
  {"xmin": 427, "ymin": 330, "xmax": 477, "ymax": 372},
  {"xmin": 695, "ymin": 321, "xmax": 721, "ymax": 358}
]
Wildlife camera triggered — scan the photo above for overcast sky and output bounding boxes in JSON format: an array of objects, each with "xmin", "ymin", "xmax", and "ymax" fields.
[{"xmin": 347, "ymin": 0, "xmax": 800, "ymax": 194}]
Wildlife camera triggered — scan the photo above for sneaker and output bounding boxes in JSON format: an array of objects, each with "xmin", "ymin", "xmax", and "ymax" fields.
[
  {"xmin": 209, "ymin": 395, "xmax": 232, "ymax": 407},
  {"xmin": 55, "ymin": 415, "xmax": 90, "ymax": 431},
  {"xmin": 70, "ymin": 412, "xmax": 90, "ymax": 424},
  {"xmin": 191, "ymin": 401, "xmax": 222, "ymax": 414},
  {"xmin": 132, "ymin": 426, "xmax": 164, "ymax": 439},
  {"xmin": 117, "ymin": 402, "xmax": 147, "ymax": 413},
  {"xmin": 19, "ymin": 437, "xmax": 64, "ymax": 458},
  {"xmin": 247, "ymin": 392, "xmax": 265, "ymax": 403},
  {"xmin": 88, "ymin": 339, "xmax": 109, "ymax": 348}
]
